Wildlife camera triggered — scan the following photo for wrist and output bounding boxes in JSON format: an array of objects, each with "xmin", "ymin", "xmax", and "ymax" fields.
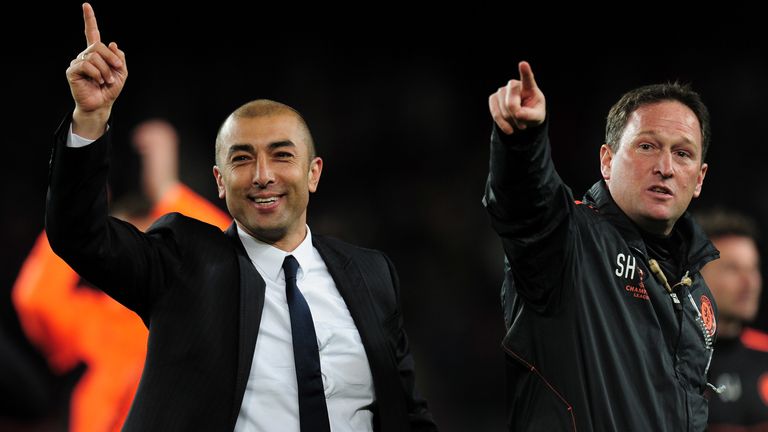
[{"xmin": 72, "ymin": 107, "xmax": 111, "ymax": 139}]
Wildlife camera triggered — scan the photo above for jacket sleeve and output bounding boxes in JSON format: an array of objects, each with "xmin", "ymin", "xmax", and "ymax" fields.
[
  {"xmin": 382, "ymin": 254, "xmax": 438, "ymax": 431},
  {"xmin": 45, "ymin": 115, "xmax": 178, "ymax": 322},
  {"xmin": 482, "ymin": 120, "xmax": 576, "ymax": 308}
]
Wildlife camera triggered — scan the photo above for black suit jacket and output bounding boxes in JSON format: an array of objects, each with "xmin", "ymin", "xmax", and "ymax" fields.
[{"xmin": 46, "ymin": 116, "xmax": 437, "ymax": 431}]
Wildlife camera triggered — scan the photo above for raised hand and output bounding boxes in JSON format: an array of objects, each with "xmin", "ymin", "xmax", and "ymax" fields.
[
  {"xmin": 488, "ymin": 61, "xmax": 546, "ymax": 135},
  {"xmin": 65, "ymin": 3, "xmax": 128, "ymax": 138}
]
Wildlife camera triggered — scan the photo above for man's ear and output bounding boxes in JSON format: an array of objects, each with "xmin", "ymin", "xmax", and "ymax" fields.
[
  {"xmin": 693, "ymin": 163, "xmax": 708, "ymax": 198},
  {"xmin": 307, "ymin": 157, "xmax": 323, "ymax": 193},
  {"xmin": 213, "ymin": 166, "xmax": 226, "ymax": 199},
  {"xmin": 599, "ymin": 144, "xmax": 613, "ymax": 181}
]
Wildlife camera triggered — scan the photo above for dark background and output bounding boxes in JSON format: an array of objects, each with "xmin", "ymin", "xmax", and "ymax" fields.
[{"xmin": 2, "ymin": 3, "xmax": 767, "ymax": 430}]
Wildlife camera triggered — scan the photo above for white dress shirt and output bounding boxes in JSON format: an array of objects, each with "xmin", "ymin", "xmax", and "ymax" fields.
[
  {"xmin": 67, "ymin": 125, "xmax": 99, "ymax": 147},
  {"xmin": 234, "ymin": 226, "xmax": 374, "ymax": 432}
]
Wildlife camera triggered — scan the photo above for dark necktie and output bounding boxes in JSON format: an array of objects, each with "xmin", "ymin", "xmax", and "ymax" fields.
[{"xmin": 282, "ymin": 255, "xmax": 331, "ymax": 432}]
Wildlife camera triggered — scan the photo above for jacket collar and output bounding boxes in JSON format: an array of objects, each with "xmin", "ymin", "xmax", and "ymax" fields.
[{"xmin": 583, "ymin": 180, "xmax": 718, "ymax": 272}]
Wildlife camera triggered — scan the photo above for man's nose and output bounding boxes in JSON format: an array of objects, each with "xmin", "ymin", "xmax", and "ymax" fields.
[
  {"xmin": 253, "ymin": 158, "xmax": 274, "ymax": 187},
  {"xmin": 654, "ymin": 151, "xmax": 674, "ymax": 179}
]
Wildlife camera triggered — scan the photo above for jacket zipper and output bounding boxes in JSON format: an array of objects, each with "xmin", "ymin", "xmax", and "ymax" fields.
[{"xmin": 646, "ymin": 258, "xmax": 721, "ymax": 395}]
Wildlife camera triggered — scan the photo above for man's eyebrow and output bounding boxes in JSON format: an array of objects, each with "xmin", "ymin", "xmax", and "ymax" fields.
[
  {"xmin": 227, "ymin": 143, "xmax": 255, "ymax": 156},
  {"xmin": 636, "ymin": 130, "xmax": 695, "ymax": 146},
  {"xmin": 269, "ymin": 140, "xmax": 296, "ymax": 150},
  {"xmin": 226, "ymin": 141, "xmax": 296, "ymax": 158}
]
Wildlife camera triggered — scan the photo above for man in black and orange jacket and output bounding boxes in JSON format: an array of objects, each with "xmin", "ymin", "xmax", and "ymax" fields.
[{"xmin": 485, "ymin": 62, "xmax": 719, "ymax": 431}]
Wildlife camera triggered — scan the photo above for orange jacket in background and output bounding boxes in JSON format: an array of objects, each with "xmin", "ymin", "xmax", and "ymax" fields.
[{"xmin": 13, "ymin": 184, "xmax": 230, "ymax": 432}]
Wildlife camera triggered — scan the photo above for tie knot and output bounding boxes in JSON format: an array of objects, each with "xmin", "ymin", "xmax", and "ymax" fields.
[{"xmin": 283, "ymin": 255, "xmax": 299, "ymax": 280}]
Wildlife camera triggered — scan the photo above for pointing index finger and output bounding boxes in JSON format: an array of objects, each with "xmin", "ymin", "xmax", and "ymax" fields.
[
  {"xmin": 82, "ymin": 3, "xmax": 101, "ymax": 46},
  {"xmin": 519, "ymin": 61, "xmax": 538, "ymax": 91}
]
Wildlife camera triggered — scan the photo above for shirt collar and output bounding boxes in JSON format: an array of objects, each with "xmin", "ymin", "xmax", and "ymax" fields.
[{"xmin": 236, "ymin": 225, "xmax": 315, "ymax": 282}]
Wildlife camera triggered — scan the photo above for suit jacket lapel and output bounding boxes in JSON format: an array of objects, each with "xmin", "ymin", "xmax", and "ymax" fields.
[
  {"xmin": 225, "ymin": 223, "xmax": 266, "ymax": 424},
  {"xmin": 313, "ymin": 236, "xmax": 405, "ymax": 432}
]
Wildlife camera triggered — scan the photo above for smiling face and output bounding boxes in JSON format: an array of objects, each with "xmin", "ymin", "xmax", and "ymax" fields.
[
  {"xmin": 600, "ymin": 101, "xmax": 708, "ymax": 235},
  {"xmin": 213, "ymin": 112, "xmax": 322, "ymax": 251}
]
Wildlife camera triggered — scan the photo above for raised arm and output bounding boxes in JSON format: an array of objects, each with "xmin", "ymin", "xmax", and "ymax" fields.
[
  {"xmin": 47, "ymin": 4, "xmax": 173, "ymax": 320},
  {"xmin": 66, "ymin": 3, "xmax": 127, "ymax": 139},
  {"xmin": 483, "ymin": 62, "xmax": 576, "ymax": 306}
]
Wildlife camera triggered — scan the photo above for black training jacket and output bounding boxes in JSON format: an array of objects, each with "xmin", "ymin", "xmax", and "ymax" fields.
[{"xmin": 483, "ymin": 120, "xmax": 719, "ymax": 431}]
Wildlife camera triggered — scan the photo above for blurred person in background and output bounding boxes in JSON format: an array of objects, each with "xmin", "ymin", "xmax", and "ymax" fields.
[
  {"xmin": 14, "ymin": 119, "xmax": 230, "ymax": 432},
  {"xmin": 695, "ymin": 208, "xmax": 768, "ymax": 431}
]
